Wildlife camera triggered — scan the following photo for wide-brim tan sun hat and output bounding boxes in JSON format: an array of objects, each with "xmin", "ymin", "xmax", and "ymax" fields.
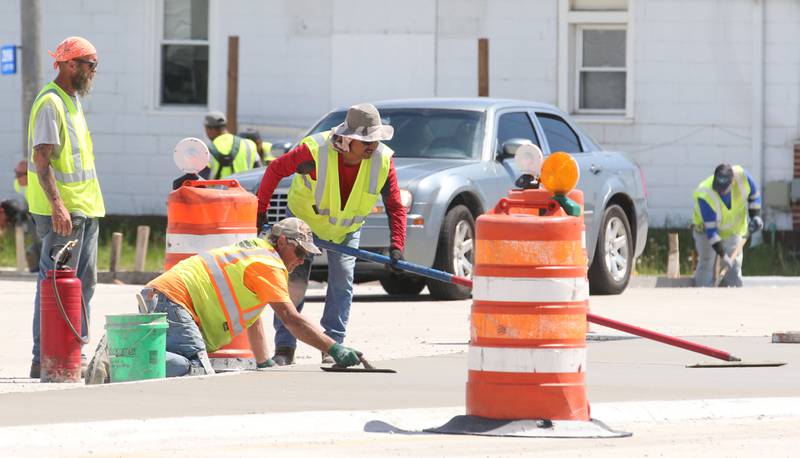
[{"xmin": 332, "ymin": 103, "xmax": 394, "ymax": 142}]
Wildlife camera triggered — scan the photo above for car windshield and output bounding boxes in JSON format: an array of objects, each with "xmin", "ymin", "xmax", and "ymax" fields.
[{"xmin": 310, "ymin": 109, "xmax": 485, "ymax": 159}]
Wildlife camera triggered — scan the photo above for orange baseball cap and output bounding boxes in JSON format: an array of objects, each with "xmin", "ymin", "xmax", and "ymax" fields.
[{"xmin": 48, "ymin": 36, "xmax": 97, "ymax": 70}]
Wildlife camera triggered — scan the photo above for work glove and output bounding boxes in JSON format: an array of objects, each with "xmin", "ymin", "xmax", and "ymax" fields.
[
  {"xmin": 255, "ymin": 358, "xmax": 276, "ymax": 371},
  {"xmin": 748, "ymin": 216, "xmax": 763, "ymax": 234},
  {"xmin": 327, "ymin": 343, "xmax": 361, "ymax": 368},
  {"xmin": 388, "ymin": 248, "xmax": 404, "ymax": 274}
]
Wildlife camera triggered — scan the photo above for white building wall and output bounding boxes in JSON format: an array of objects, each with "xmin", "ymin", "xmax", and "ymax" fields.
[{"xmin": 0, "ymin": 0, "xmax": 797, "ymax": 229}]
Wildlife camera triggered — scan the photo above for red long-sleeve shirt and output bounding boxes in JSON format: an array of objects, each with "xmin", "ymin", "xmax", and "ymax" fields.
[{"xmin": 256, "ymin": 142, "xmax": 407, "ymax": 251}]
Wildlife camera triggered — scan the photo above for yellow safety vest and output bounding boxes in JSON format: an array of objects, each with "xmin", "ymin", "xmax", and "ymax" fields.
[
  {"xmin": 288, "ymin": 130, "xmax": 392, "ymax": 243},
  {"xmin": 692, "ymin": 165, "xmax": 750, "ymax": 239},
  {"xmin": 26, "ymin": 81, "xmax": 105, "ymax": 217},
  {"xmin": 208, "ymin": 133, "xmax": 258, "ymax": 179},
  {"xmin": 261, "ymin": 141, "xmax": 275, "ymax": 163},
  {"xmin": 174, "ymin": 238, "xmax": 286, "ymax": 352}
]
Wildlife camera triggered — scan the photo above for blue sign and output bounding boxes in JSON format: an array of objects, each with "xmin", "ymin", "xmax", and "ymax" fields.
[{"xmin": 1, "ymin": 45, "xmax": 17, "ymax": 75}]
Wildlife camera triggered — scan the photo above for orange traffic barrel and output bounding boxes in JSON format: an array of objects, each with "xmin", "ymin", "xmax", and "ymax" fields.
[
  {"xmin": 165, "ymin": 179, "xmax": 257, "ymax": 269},
  {"xmin": 165, "ymin": 179, "xmax": 258, "ymax": 368},
  {"xmin": 468, "ymin": 189, "xmax": 590, "ymax": 421}
]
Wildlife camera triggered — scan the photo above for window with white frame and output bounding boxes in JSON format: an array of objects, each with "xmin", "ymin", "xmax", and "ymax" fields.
[
  {"xmin": 576, "ymin": 26, "xmax": 626, "ymax": 112},
  {"xmin": 160, "ymin": 0, "xmax": 209, "ymax": 106},
  {"xmin": 558, "ymin": 0, "xmax": 632, "ymax": 118}
]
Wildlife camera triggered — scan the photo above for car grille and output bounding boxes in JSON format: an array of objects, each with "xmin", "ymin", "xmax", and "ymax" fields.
[{"xmin": 267, "ymin": 193, "xmax": 289, "ymax": 224}]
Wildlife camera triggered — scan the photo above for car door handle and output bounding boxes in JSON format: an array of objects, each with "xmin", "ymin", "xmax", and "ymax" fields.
[{"xmin": 589, "ymin": 164, "xmax": 602, "ymax": 175}]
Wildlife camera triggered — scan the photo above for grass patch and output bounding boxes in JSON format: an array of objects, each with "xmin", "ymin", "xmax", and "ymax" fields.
[
  {"xmin": 0, "ymin": 215, "xmax": 167, "ymax": 272},
  {"xmin": 636, "ymin": 228, "xmax": 800, "ymax": 276}
]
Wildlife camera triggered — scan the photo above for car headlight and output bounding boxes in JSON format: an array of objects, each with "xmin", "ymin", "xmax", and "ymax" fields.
[
  {"xmin": 400, "ymin": 189, "xmax": 413, "ymax": 210},
  {"xmin": 371, "ymin": 189, "xmax": 413, "ymax": 213}
]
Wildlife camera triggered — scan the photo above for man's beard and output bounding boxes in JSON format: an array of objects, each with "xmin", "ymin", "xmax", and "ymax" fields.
[{"xmin": 73, "ymin": 70, "xmax": 93, "ymax": 97}]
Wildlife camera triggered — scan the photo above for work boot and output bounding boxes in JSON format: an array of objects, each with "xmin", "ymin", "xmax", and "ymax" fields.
[
  {"xmin": 85, "ymin": 335, "xmax": 110, "ymax": 385},
  {"xmin": 29, "ymin": 362, "xmax": 40, "ymax": 379},
  {"xmin": 272, "ymin": 347, "xmax": 295, "ymax": 366},
  {"xmin": 321, "ymin": 352, "xmax": 334, "ymax": 365}
]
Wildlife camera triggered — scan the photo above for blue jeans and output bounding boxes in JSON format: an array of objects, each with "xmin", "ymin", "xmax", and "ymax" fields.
[
  {"xmin": 273, "ymin": 228, "xmax": 361, "ymax": 348},
  {"xmin": 31, "ymin": 213, "xmax": 99, "ymax": 364},
  {"xmin": 146, "ymin": 290, "xmax": 208, "ymax": 377}
]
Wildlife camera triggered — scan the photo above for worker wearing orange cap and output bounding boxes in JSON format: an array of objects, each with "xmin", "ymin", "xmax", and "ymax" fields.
[{"xmin": 26, "ymin": 36, "xmax": 105, "ymax": 379}]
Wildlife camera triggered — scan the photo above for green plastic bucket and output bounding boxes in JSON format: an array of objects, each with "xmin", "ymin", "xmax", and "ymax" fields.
[{"xmin": 105, "ymin": 313, "xmax": 168, "ymax": 382}]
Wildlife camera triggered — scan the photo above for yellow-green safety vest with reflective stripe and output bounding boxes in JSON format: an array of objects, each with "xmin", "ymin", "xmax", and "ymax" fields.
[
  {"xmin": 173, "ymin": 238, "xmax": 286, "ymax": 352},
  {"xmin": 287, "ymin": 130, "xmax": 392, "ymax": 243},
  {"xmin": 261, "ymin": 141, "xmax": 275, "ymax": 163},
  {"xmin": 208, "ymin": 133, "xmax": 258, "ymax": 179},
  {"xmin": 692, "ymin": 165, "xmax": 750, "ymax": 239},
  {"xmin": 26, "ymin": 81, "xmax": 105, "ymax": 217}
]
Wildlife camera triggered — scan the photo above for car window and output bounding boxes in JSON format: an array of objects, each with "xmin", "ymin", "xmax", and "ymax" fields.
[
  {"xmin": 537, "ymin": 113, "xmax": 582, "ymax": 153},
  {"xmin": 495, "ymin": 112, "xmax": 539, "ymax": 151},
  {"xmin": 310, "ymin": 109, "xmax": 485, "ymax": 159}
]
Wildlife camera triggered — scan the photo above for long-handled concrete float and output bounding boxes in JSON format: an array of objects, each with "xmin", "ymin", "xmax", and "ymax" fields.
[{"xmin": 316, "ymin": 239, "xmax": 786, "ymax": 369}]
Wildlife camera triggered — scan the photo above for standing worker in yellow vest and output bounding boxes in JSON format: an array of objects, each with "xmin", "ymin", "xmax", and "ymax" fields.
[
  {"xmin": 201, "ymin": 111, "xmax": 260, "ymax": 179},
  {"xmin": 26, "ymin": 37, "xmax": 104, "ymax": 378},
  {"xmin": 135, "ymin": 218, "xmax": 362, "ymax": 377},
  {"xmin": 692, "ymin": 163, "xmax": 763, "ymax": 287},
  {"xmin": 239, "ymin": 128, "xmax": 276, "ymax": 165},
  {"xmin": 257, "ymin": 103, "xmax": 407, "ymax": 366}
]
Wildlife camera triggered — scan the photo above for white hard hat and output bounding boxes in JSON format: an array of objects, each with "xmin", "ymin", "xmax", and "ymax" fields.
[
  {"xmin": 173, "ymin": 137, "xmax": 209, "ymax": 174},
  {"xmin": 514, "ymin": 143, "xmax": 544, "ymax": 176}
]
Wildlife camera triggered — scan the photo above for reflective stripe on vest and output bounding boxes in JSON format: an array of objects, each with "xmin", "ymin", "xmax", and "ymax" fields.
[{"xmin": 198, "ymin": 251, "xmax": 245, "ymax": 337}]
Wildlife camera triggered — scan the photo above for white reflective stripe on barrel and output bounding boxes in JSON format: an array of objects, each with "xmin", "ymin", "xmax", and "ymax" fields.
[
  {"xmin": 166, "ymin": 233, "xmax": 255, "ymax": 253},
  {"xmin": 468, "ymin": 346, "xmax": 586, "ymax": 373},
  {"xmin": 472, "ymin": 276, "xmax": 589, "ymax": 302}
]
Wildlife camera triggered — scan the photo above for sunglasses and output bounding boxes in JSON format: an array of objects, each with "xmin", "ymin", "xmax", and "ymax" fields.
[
  {"xmin": 74, "ymin": 59, "xmax": 98, "ymax": 70},
  {"xmin": 289, "ymin": 240, "xmax": 308, "ymax": 259}
]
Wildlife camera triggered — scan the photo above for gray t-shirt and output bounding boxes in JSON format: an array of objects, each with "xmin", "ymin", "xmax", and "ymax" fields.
[{"xmin": 31, "ymin": 92, "xmax": 80, "ymax": 153}]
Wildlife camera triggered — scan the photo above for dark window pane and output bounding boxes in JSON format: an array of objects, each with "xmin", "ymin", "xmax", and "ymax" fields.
[
  {"xmin": 496, "ymin": 112, "xmax": 539, "ymax": 149},
  {"xmin": 582, "ymin": 29, "xmax": 626, "ymax": 67},
  {"xmin": 161, "ymin": 44, "xmax": 208, "ymax": 105},
  {"xmin": 164, "ymin": 0, "xmax": 208, "ymax": 40},
  {"xmin": 579, "ymin": 71, "xmax": 626, "ymax": 110},
  {"xmin": 538, "ymin": 113, "xmax": 582, "ymax": 153},
  {"xmin": 310, "ymin": 109, "xmax": 485, "ymax": 159}
]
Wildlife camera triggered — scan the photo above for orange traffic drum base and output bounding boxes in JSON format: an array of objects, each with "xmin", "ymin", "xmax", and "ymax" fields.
[{"xmin": 209, "ymin": 332, "xmax": 256, "ymax": 371}]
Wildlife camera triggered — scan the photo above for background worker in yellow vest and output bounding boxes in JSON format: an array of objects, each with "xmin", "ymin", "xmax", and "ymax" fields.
[
  {"xmin": 133, "ymin": 218, "xmax": 362, "ymax": 377},
  {"xmin": 26, "ymin": 37, "xmax": 104, "ymax": 378},
  {"xmin": 12, "ymin": 159, "xmax": 42, "ymax": 272},
  {"xmin": 256, "ymin": 103, "xmax": 407, "ymax": 366},
  {"xmin": 200, "ymin": 111, "xmax": 260, "ymax": 179},
  {"xmin": 239, "ymin": 128, "xmax": 276, "ymax": 165},
  {"xmin": 692, "ymin": 163, "xmax": 763, "ymax": 287}
]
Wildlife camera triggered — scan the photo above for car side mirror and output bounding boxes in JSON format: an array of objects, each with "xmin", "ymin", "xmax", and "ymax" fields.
[{"xmin": 496, "ymin": 138, "xmax": 534, "ymax": 162}]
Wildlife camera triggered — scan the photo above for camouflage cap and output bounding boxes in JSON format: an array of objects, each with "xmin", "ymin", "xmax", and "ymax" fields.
[{"xmin": 270, "ymin": 217, "xmax": 321, "ymax": 255}]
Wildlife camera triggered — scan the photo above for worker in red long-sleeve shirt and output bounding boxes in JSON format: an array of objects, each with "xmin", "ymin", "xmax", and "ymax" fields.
[{"xmin": 256, "ymin": 103, "xmax": 407, "ymax": 365}]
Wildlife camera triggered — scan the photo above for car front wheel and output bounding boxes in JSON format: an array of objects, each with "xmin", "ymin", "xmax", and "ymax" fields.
[
  {"xmin": 588, "ymin": 204, "xmax": 633, "ymax": 295},
  {"xmin": 427, "ymin": 205, "xmax": 474, "ymax": 300}
]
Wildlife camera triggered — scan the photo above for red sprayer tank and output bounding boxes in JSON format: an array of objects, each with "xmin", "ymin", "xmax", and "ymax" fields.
[{"xmin": 40, "ymin": 267, "xmax": 84, "ymax": 382}]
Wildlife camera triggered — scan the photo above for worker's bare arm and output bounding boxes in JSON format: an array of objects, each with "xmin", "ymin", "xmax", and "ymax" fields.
[
  {"xmin": 32, "ymin": 144, "xmax": 72, "ymax": 235},
  {"xmin": 245, "ymin": 316, "xmax": 270, "ymax": 364}
]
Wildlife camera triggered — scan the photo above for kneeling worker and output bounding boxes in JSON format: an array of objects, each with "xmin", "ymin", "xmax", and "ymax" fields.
[{"xmin": 144, "ymin": 217, "xmax": 363, "ymax": 376}]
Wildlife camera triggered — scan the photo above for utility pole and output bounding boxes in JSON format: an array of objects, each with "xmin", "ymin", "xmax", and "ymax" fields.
[
  {"xmin": 226, "ymin": 36, "xmax": 239, "ymax": 134},
  {"xmin": 20, "ymin": 0, "xmax": 43, "ymax": 157}
]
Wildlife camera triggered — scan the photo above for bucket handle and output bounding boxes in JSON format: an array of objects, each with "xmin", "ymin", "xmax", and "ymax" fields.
[{"xmin": 182, "ymin": 179, "xmax": 240, "ymax": 189}]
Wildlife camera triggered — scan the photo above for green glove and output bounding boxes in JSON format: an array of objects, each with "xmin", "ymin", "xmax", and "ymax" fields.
[
  {"xmin": 256, "ymin": 358, "xmax": 276, "ymax": 371},
  {"xmin": 328, "ymin": 343, "xmax": 361, "ymax": 367}
]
